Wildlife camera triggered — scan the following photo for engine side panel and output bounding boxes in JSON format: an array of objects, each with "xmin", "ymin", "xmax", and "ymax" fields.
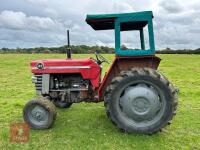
[
  {"xmin": 49, "ymin": 74, "xmax": 92, "ymax": 103},
  {"xmin": 98, "ymin": 56, "xmax": 161, "ymax": 101},
  {"xmin": 31, "ymin": 58, "xmax": 101, "ymax": 88}
]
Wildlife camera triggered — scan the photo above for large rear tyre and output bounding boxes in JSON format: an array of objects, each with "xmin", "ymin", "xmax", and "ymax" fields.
[
  {"xmin": 23, "ymin": 97, "xmax": 57, "ymax": 129},
  {"xmin": 104, "ymin": 68, "xmax": 178, "ymax": 134}
]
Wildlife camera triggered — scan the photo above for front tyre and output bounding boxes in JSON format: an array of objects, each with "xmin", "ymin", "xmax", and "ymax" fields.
[
  {"xmin": 104, "ymin": 68, "xmax": 178, "ymax": 134},
  {"xmin": 23, "ymin": 97, "xmax": 57, "ymax": 129}
]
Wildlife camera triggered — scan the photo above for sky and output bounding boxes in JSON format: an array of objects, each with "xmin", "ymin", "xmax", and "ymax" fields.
[{"xmin": 0, "ymin": 0, "xmax": 199, "ymax": 50}]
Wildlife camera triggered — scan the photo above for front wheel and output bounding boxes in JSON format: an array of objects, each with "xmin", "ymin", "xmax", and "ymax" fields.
[
  {"xmin": 23, "ymin": 97, "xmax": 57, "ymax": 129},
  {"xmin": 104, "ymin": 68, "xmax": 178, "ymax": 134}
]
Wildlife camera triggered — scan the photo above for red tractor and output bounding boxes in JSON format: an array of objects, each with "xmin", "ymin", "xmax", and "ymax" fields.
[{"xmin": 23, "ymin": 11, "xmax": 178, "ymax": 134}]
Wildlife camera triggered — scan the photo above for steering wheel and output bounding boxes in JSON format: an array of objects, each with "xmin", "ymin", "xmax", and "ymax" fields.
[{"xmin": 95, "ymin": 52, "xmax": 110, "ymax": 65}]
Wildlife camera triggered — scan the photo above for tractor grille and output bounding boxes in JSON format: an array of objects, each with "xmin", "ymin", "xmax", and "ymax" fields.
[{"xmin": 32, "ymin": 74, "xmax": 42, "ymax": 91}]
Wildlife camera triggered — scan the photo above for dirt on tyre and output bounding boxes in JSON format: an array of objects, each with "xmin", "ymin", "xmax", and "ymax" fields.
[
  {"xmin": 23, "ymin": 97, "xmax": 57, "ymax": 129},
  {"xmin": 104, "ymin": 68, "xmax": 178, "ymax": 134}
]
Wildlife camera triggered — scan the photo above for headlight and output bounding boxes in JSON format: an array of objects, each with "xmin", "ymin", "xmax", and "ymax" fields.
[{"xmin": 36, "ymin": 62, "xmax": 44, "ymax": 69}]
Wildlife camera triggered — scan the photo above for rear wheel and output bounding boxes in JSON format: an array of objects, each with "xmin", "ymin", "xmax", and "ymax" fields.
[
  {"xmin": 53, "ymin": 100, "xmax": 72, "ymax": 108},
  {"xmin": 23, "ymin": 97, "xmax": 57, "ymax": 129},
  {"xmin": 104, "ymin": 68, "xmax": 178, "ymax": 134}
]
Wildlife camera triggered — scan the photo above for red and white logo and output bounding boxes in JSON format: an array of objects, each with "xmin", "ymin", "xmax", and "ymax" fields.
[{"xmin": 10, "ymin": 123, "xmax": 30, "ymax": 143}]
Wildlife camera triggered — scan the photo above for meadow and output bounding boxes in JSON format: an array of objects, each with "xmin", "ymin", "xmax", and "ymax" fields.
[{"xmin": 0, "ymin": 54, "xmax": 200, "ymax": 150}]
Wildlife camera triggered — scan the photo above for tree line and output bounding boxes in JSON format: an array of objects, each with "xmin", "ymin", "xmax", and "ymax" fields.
[
  {"xmin": 0, "ymin": 46, "xmax": 200, "ymax": 54},
  {"xmin": 0, "ymin": 45, "xmax": 114, "ymax": 54},
  {"xmin": 157, "ymin": 48, "xmax": 200, "ymax": 54}
]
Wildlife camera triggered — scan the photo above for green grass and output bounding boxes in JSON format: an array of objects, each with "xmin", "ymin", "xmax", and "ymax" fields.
[{"xmin": 0, "ymin": 54, "xmax": 200, "ymax": 150}]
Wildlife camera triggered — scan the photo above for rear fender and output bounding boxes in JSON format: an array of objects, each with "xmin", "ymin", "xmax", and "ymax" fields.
[{"xmin": 98, "ymin": 56, "xmax": 161, "ymax": 101}]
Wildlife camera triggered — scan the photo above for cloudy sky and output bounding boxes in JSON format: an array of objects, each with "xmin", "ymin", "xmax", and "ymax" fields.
[{"xmin": 0, "ymin": 0, "xmax": 199, "ymax": 50}]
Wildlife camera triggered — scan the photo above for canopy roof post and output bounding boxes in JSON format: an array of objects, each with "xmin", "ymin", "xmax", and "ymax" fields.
[{"xmin": 140, "ymin": 29, "xmax": 145, "ymax": 50}]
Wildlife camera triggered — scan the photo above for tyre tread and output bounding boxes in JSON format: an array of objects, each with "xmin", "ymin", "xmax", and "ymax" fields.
[{"xmin": 104, "ymin": 67, "xmax": 178, "ymax": 134}]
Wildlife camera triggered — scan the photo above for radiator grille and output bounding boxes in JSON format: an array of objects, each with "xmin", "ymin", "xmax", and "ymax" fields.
[{"xmin": 33, "ymin": 74, "xmax": 42, "ymax": 91}]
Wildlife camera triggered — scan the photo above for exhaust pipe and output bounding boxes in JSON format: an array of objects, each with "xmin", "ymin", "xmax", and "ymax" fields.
[{"xmin": 67, "ymin": 30, "xmax": 71, "ymax": 59}]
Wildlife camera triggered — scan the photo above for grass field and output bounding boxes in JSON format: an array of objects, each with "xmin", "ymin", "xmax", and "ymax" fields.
[{"xmin": 0, "ymin": 54, "xmax": 200, "ymax": 150}]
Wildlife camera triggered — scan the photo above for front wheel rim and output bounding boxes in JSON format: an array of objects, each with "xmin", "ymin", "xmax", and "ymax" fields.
[{"xmin": 27, "ymin": 105, "xmax": 49, "ymax": 126}]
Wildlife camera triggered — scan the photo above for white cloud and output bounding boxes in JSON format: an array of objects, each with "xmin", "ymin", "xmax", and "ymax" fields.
[
  {"xmin": 113, "ymin": 2, "xmax": 134, "ymax": 13},
  {"xmin": 0, "ymin": 10, "xmax": 65, "ymax": 31},
  {"xmin": 0, "ymin": 11, "xmax": 26, "ymax": 30},
  {"xmin": 24, "ymin": 0, "xmax": 48, "ymax": 6},
  {"xmin": 0, "ymin": 0, "xmax": 199, "ymax": 49},
  {"xmin": 159, "ymin": 0, "xmax": 184, "ymax": 13}
]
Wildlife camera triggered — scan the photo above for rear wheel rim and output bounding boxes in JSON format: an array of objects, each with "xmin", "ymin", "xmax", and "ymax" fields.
[
  {"xmin": 27, "ymin": 104, "xmax": 49, "ymax": 126},
  {"xmin": 118, "ymin": 80, "xmax": 166, "ymax": 128}
]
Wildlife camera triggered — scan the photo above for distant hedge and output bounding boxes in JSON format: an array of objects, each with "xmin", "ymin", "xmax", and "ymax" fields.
[
  {"xmin": 156, "ymin": 48, "xmax": 200, "ymax": 54},
  {"xmin": 0, "ymin": 46, "xmax": 199, "ymax": 54},
  {"xmin": 0, "ymin": 45, "xmax": 114, "ymax": 54}
]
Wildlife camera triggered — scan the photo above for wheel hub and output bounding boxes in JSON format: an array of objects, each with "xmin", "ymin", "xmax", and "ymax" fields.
[
  {"xmin": 120, "ymin": 84, "xmax": 161, "ymax": 122},
  {"xmin": 28, "ymin": 106, "xmax": 49, "ymax": 125},
  {"xmin": 34, "ymin": 111, "xmax": 43, "ymax": 121},
  {"xmin": 132, "ymin": 97, "xmax": 150, "ymax": 113}
]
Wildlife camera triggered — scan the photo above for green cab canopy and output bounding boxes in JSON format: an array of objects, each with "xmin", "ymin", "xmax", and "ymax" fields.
[{"xmin": 86, "ymin": 11, "xmax": 153, "ymax": 31}]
